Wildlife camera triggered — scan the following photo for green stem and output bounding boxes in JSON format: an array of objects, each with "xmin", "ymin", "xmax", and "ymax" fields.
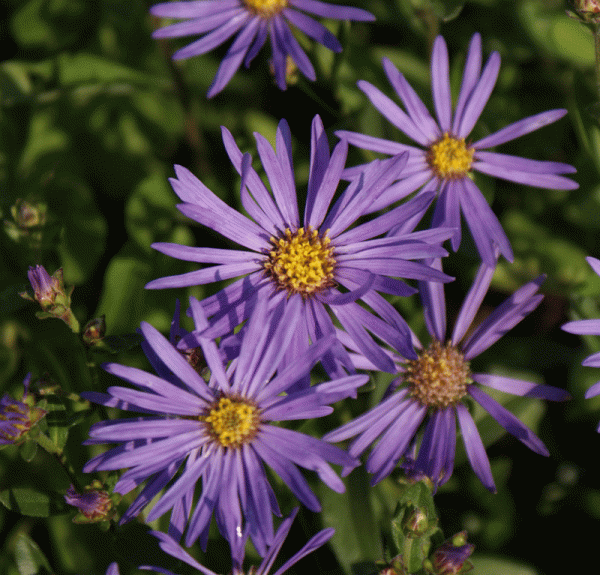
[{"xmin": 595, "ymin": 23, "xmax": 600, "ymax": 105}]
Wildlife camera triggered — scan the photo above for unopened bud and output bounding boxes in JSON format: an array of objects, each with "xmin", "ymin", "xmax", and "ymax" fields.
[
  {"xmin": 12, "ymin": 199, "xmax": 47, "ymax": 229},
  {"xmin": 376, "ymin": 554, "xmax": 407, "ymax": 575},
  {"xmin": 65, "ymin": 481, "xmax": 114, "ymax": 523},
  {"xmin": 21, "ymin": 265, "xmax": 80, "ymax": 332},
  {"xmin": 83, "ymin": 316, "xmax": 106, "ymax": 346},
  {"xmin": 430, "ymin": 531, "xmax": 474, "ymax": 575},
  {"xmin": 403, "ymin": 506, "xmax": 429, "ymax": 537},
  {"xmin": 569, "ymin": 0, "xmax": 600, "ymax": 22}
]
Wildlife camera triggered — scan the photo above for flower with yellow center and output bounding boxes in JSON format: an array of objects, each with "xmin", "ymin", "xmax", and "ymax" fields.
[
  {"xmin": 202, "ymin": 396, "xmax": 260, "ymax": 448},
  {"xmin": 263, "ymin": 227, "xmax": 336, "ymax": 297},
  {"xmin": 243, "ymin": 0, "xmax": 287, "ymax": 17},
  {"xmin": 405, "ymin": 341, "xmax": 471, "ymax": 409},
  {"xmin": 427, "ymin": 133, "xmax": 474, "ymax": 180},
  {"xmin": 337, "ymin": 32, "xmax": 578, "ymax": 267}
]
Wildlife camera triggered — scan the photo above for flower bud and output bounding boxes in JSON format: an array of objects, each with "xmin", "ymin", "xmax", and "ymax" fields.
[
  {"xmin": 569, "ymin": 0, "xmax": 600, "ymax": 22},
  {"xmin": 12, "ymin": 199, "xmax": 47, "ymax": 229},
  {"xmin": 0, "ymin": 374, "xmax": 47, "ymax": 445},
  {"xmin": 83, "ymin": 315, "xmax": 106, "ymax": 346},
  {"xmin": 429, "ymin": 531, "xmax": 474, "ymax": 575},
  {"xmin": 21, "ymin": 265, "xmax": 80, "ymax": 332},
  {"xmin": 65, "ymin": 481, "xmax": 114, "ymax": 523},
  {"xmin": 402, "ymin": 505, "xmax": 430, "ymax": 538},
  {"xmin": 376, "ymin": 554, "xmax": 407, "ymax": 575}
]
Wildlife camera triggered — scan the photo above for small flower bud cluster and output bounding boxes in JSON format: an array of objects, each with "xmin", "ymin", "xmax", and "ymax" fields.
[{"xmin": 64, "ymin": 481, "xmax": 115, "ymax": 523}]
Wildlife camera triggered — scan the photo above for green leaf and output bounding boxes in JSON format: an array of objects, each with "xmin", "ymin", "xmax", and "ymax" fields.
[
  {"xmin": 20, "ymin": 440, "xmax": 38, "ymax": 463},
  {"xmin": 42, "ymin": 394, "xmax": 69, "ymax": 452},
  {"xmin": 0, "ymin": 487, "xmax": 66, "ymax": 517},
  {"xmin": 13, "ymin": 533, "xmax": 52, "ymax": 575}
]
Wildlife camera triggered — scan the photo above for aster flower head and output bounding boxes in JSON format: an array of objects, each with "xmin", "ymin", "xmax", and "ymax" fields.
[
  {"xmin": 324, "ymin": 258, "xmax": 570, "ymax": 492},
  {"xmin": 83, "ymin": 296, "xmax": 366, "ymax": 554},
  {"xmin": 146, "ymin": 115, "xmax": 455, "ymax": 376},
  {"xmin": 0, "ymin": 374, "xmax": 47, "ymax": 446},
  {"xmin": 150, "ymin": 0, "xmax": 375, "ymax": 97},
  {"xmin": 562, "ymin": 256, "xmax": 600, "ymax": 431},
  {"xmin": 337, "ymin": 32, "xmax": 578, "ymax": 267},
  {"xmin": 142, "ymin": 508, "xmax": 333, "ymax": 575}
]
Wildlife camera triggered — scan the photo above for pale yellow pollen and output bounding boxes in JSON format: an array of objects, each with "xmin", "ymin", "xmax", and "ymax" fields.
[
  {"xmin": 243, "ymin": 0, "xmax": 288, "ymax": 17},
  {"xmin": 427, "ymin": 133, "xmax": 474, "ymax": 179},
  {"xmin": 406, "ymin": 341, "xmax": 471, "ymax": 409},
  {"xmin": 202, "ymin": 397, "xmax": 259, "ymax": 448},
  {"xmin": 263, "ymin": 227, "xmax": 336, "ymax": 298}
]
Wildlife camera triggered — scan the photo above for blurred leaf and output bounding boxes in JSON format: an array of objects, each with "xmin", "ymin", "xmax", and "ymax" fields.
[
  {"xmin": 13, "ymin": 533, "xmax": 52, "ymax": 575},
  {"xmin": 99, "ymin": 333, "xmax": 143, "ymax": 354},
  {"xmin": 0, "ymin": 487, "xmax": 66, "ymax": 517},
  {"xmin": 41, "ymin": 394, "xmax": 69, "ymax": 452},
  {"xmin": 518, "ymin": 0, "xmax": 594, "ymax": 67},
  {"xmin": 58, "ymin": 53, "xmax": 166, "ymax": 88},
  {"xmin": 470, "ymin": 555, "xmax": 538, "ymax": 575}
]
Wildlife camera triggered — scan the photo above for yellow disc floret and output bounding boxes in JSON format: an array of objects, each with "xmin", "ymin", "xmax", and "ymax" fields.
[
  {"xmin": 406, "ymin": 341, "xmax": 471, "ymax": 409},
  {"xmin": 427, "ymin": 133, "xmax": 474, "ymax": 179},
  {"xmin": 202, "ymin": 396, "xmax": 260, "ymax": 448},
  {"xmin": 263, "ymin": 227, "xmax": 336, "ymax": 297},
  {"xmin": 243, "ymin": 0, "xmax": 287, "ymax": 17}
]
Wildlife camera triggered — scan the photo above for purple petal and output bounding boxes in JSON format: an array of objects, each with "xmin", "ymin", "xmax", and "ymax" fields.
[
  {"xmin": 456, "ymin": 51, "xmax": 501, "ymax": 138},
  {"xmin": 473, "ymin": 160, "xmax": 578, "ymax": 190},
  {"xmin": 468, "ymin": 385, "xmax": 549, "ymax": 456},
  {"xmin": 336, "ymin": 130, "xmax": 421, "ymax": 156},
  {"xmin": 456, "ymin": 403, "xmax": 496, "ymax": 492},
  {"xmin": 472, "ymin": 373, "xmax": 570, "ymax": 401},
  {"xmin": 451, "ymin": 259, "xmax": 496, "ymax": 345},
  {"xmin": 418, "ymin": 258, "xmax": 447, "ymax": 342},
  {"xmin": 152, "ymin": 10, "xmax": 240, "ymax": 39},
  {"xmin": 473, "ymin": 109, "xmax": 569, "ymax": 149},
  {"xmin": 271, "ymin": 528, "xmax": 335, "ymax": 575},
  {"xmin": 289, "ymin": 0, "xmax": 375, "ymax": 21},
  {"xmin": 172, "ymin": 12, "xmax": 250, "ymax": 60},
  {"xmin": 207, "ymin": 17, "xmax": 261, "ymax": 97},
  {"xmin": 562, "ymin": 318, "xmax": 600, "ymax": 336},
  {"xmin": 431, "ymin": 36, "xmax": 452, "ymax": 132},
  {"xmin": 357, "ymin": 80, "xmax": 431, "ymax": 147},
  {"xmin": 283, "ymin": 8, "xmax": 341, "ymax": 51},
  {"xmin": 150, "ymin": 0, "xmax": 240, "ymax": 18},
  {"xmin": 452, "ymin": 33, "xmax": 482, "ymax": 135}
]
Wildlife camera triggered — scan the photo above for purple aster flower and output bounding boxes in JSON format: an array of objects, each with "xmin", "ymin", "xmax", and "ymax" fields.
[
  {"xmin": 150, "ymin": 0, "xmax": 375, "ymax": 97},
  {"xmin": 141, "ymin": 507, "xmax": 333, "ymax": 575},
  {"xmin": 337, "ymin": 32, "xmax": 578, "ymax": 267},
  {"xmin": 562, "ymin": 256, "xmax": 600, "ymax": 432},
  {"xmin": 83, "ymin": 297, "xmax": 366, "ymax": 554},
  {"xmin": 324, "ymin": 258, "xmax": 570, "ymax": 492},
  {"xmin": 146, "ymin": 115, "xmax": 454, "ymax": 375},
  {"xmin": 0, "ymin": 374, "xmax": 46, "ymax": 445}
]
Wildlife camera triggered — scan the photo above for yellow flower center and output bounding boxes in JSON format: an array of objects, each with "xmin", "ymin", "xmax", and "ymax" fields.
[
  {"xmin": 263, "ymin": 227, "xmax": 336, "ymax": 297},
  {"xmin": 243, "ymin": 0, "xmax": 287, "ymax": 17},
  {"xmin": 202, "ymin": 396, "xmax": 260, "ymax": 448},
  {"xmin": 427, "ymin": 133, "xmax": 474, "ymax": 179},
  {"xmin": 406, "ymin": 341, "xmax": 471, "ymax": 409}
]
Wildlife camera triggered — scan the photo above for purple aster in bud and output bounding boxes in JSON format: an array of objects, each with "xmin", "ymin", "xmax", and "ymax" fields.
[
  {"xmin": 324, "ymin": 257, "xmax": 570, "ymax": 492},
  {"xmin": 64, "ymin": 481, "xmax": 114, "ymax": 522},
  {"xmin": 426, "ymin": 531, "xmax": 474, "ymax": 575},
  {"xmin": 146, "ymin": 115, "xmax": 455, "ymax": 376},
  {"xmin": 150, "ymin": 0, "xmax": 374, "ymax": 97},
  {"xmin": 0, "ymin": 374, "xmax": 47, "ymax": 445},
  {"xmin": 562, "ymin": 256, "xmax": 600, "ymax": 431},
  {"xmin": 83, "ymin": 297, "xmax": 365, "ymax": 554},
  {"xmin": 141, "ymin": 507, "xmax": 333, "ymax": 575},
  {"xmin": 337, "ymin": 32, "xmax": 578, "ymax": 267}
]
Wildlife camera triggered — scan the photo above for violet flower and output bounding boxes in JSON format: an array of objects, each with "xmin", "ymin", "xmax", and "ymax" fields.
[
  {"xmin": 337, "ymin": 32, "xmax": 578, "ymax": 266},
  {"xmin": 146, "ymin": 115, "xmax": 454, "ymax": 375},
  {"xmin": 562, "ymin": 256, "xmax": 600, "ymax": 432},
  {"xmin": 83, "ymin": 297, "xmax": 366, "ymax": 554},
  {"xmin": 150, "ymin": 0, "xmax": 374, "ymax": 97},
  {"xmin": 325, "ymin": 258, "xmax": 570, "ymax": 492}
]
